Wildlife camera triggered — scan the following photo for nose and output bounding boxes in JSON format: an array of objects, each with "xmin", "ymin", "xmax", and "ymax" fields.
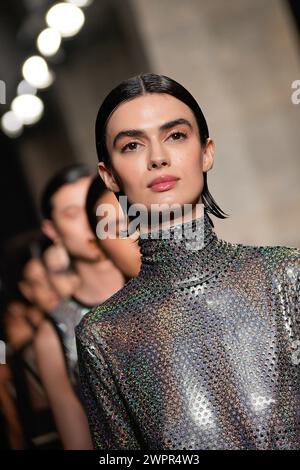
[{"xmin": 147, "ymin": 141, "xmax": 170, "ymax": 170}]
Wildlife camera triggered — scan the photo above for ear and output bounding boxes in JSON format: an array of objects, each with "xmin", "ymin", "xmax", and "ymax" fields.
[
  {"xmin": 202, "ymin": 138, "xmax": 215, "ymax": 172},
  {"xmin": 42, "ymin": 219, "xmax": 61, "ymax": 244},
  {"xmin": 98, "ymin": 162, "xmax": 120, "ymax": 193},
  {"xmin": 18, "ymin": 280, "xmax": 33, "ymax": 303}
]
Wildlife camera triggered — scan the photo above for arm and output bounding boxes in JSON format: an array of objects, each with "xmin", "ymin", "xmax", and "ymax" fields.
[
  {"xmin": 33, "ymin": 320, "xmax": 93, "ymax": 449},
  {"xmin": 272, "ymin": 247, "xmax": 300, "ymax": 358},
  {"xmin": 0, "ymin": 364, "xmax": 24, "ymax": 449},
  {"xmin": 279, "ymin": 247, "xmax": 300, "ymax": 311},
  {"xmin": 76, "ymin": 325, "xmax": 141, "ymax": 450},
  {"xmin": 283, "ymin": 249, "xmax": 300, "ymax": 365},
  {"xmin": 285, "ymin": 248, "xmax": 300, "ymax": 349}
]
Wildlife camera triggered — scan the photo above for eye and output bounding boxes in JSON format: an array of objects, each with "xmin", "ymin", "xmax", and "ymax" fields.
[
  {"xmin": 120, "ymin": 141, "xmax": 141, "ymax": 153},
  {"xmin": 64, "ymin": 207, "xmax": 81, "ymax": 219},
  {"xmin": 168, "ymin": 131, "xmax": 187, "ymax": 141}
]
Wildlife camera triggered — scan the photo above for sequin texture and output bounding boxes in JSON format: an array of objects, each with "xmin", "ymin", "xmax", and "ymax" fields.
[
  {"xmin": 51, "ymin": 298, "xmax": 90, "ymax": 390},
  {"xmin": 75, "ymin": 210, "xmax": 300, "ymax": 449}
]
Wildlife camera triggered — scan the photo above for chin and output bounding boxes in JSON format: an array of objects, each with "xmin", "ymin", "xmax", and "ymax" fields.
[
  {"xmin": 85, "ymin": 251, "xmax": 103, "ymax": 263},
  {"xmin": 147, "ymin": 195, "xmax": 187, "ymax": 210},
  {"xmin": 143, "ymin": 194, "xmax": 171, "ymax": 205}
]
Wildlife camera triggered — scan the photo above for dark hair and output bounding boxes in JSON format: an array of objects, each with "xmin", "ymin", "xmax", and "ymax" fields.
[
  {"xmin": 95, "ymin": 72, "xmax": 229, "ymax": 223},
  {"xmin": 85, "ymin": 174, "xmax": 109, "ymax": 235},
  {"xmin": 0, "ymin": 231, "xmax": 52, "ymax": 304},
  {"xmin": 40, "ymin": 164, "xmax": 91, "ymax": 220}
]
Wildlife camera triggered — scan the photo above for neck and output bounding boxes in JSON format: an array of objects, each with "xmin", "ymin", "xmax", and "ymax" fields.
[
  {"xmin": 138, "ymin": 206, "xmax": 237, "ymax": 287},
  {"xmin": 73, "ymin": 258, "xmax": 115, "ymax": 305},
  {"xmin": 140, "ymin": 200, "xmax": 205, "ymax": 235}
]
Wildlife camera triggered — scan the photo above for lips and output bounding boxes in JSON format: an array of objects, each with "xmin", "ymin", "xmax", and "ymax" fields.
[
  {"xmin": 148, "ymin": 175, "xmax": 179, "ymax": 188},
  {"xmin": 148, "ymin": 175, "xmax": 180, "ymax": 193}
]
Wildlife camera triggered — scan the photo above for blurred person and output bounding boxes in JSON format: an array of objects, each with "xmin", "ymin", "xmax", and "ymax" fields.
[
  {"xmin": 85, "ymin": 174, "xmax": 141, "ymax": 281},
  {"xmin": 2, "ymin": 300, "xmax": 34, "ymax": 352},
  {"xmin": 38, "ymin": 165, "xmax": 128, "ymax": 390},
  {"xmin": 41, "ymin": 164, "xmax": 125, "ymax": 309},
  {"xmin": 33, "ymin": 164, "xmax": 129, "ymax": 449},
  {"xmin": 17, "ymin": 240, "xmax": 61, "ymax": 315},
  {"xmin": 1, "ymin": 233, "xmax": 61, "ymax": 349},
  {"xmin": 2, "ymin": 232, "xmax": 63, "ymax": 449},
  {"xmin": 0, "ymin": 292, "xmax": 24, "ymax": 449},
  {"xmin": 34, "ymin": 166, "xmax": 140, "ymax": 449},
  {"xmin": 76, "ymin": 73, "xmax": 300, "ymax": 450}
]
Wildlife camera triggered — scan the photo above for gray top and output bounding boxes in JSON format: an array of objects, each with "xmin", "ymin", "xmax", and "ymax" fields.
[
  {"xmin": 76, "ymin": 210, "xmax": 300, "ymax": 450},
  {"xmin": 51, "ymin": 297, "xmax": 91, "ymax": 389}
]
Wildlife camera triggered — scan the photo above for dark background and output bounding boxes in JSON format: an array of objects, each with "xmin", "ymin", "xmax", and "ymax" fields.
[{"xmin": 0, "ymin": 0, "xmax": 299, "ymax": 248}]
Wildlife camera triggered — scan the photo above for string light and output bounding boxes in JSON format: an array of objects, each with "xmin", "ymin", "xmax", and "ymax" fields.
[
  {"xmin": 11, "ymin": 94, "xmax": 44, "ymax": 126},
  {"xmin": 46, "ymin": 3, "xmax": 85, "ymax": 38}
]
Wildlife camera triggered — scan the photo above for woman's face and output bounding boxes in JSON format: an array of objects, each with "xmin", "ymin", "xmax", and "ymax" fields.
[
  {"xmin": 44, "ymin": 177, "xmax": 102, "ymax": 261},
  {"xmin": 99, "ymin": 93, "xmax": 214, "ymax": 219},
  {"xmin": 19, "ymin": 258, "xmax": 61, "ymax": 313}
]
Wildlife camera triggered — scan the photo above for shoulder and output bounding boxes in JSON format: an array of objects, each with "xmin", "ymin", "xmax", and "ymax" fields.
[
  {"xmin": 251, "ymin": 243, "xmax": 299, "ymax": 269},
  {"xmin": 231, "ymin": 241, "xmax": 300, "ymax": 284},
  {"xmin": 34, "ymin": 318, "xmax": 61, "ymax": 352},
  {"xmin": 50, "ymin": 298, "xmax": 78, "ymax": 320},
  {"xmin": 262, "ymin": 244, "xmax": 300, "ymax": 288}
]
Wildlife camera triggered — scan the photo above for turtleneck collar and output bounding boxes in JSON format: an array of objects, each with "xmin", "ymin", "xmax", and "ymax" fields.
[{"xmin": 138, "ymin": 209, "xmax": 241, "ymax": 287}]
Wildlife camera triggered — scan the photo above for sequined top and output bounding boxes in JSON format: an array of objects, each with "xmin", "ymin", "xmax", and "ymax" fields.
[
  {"xmin": 75, "ymin": 210, "xmax": 300, "ymax": 450},
  {"xmin": 51, "ymin": 297, "xmax": 92, "ymax": 390}
]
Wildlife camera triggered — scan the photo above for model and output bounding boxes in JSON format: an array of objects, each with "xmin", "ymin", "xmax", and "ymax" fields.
[{"xmin": 75, "ymin": 73, "xmax": 300, "ymax": 450}]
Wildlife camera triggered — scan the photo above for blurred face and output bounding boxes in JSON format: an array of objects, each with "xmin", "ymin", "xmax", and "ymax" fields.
[
  {"xmin": 43, "ymin": 244, "xmax": 79, "ymax": 298},
  {"xmin": 94, "ymin": 190, "xmax": 128, "ymax": 237},
  {"xmin": 99, "ymin": 93, "xmax": 214, "ymax": 222},
  {"xmin": 19, "ymin": 258, "xmax": 61, "ymax": 313},
  {"xmin": 43, "ymin": 177, "xmax": 102, "ymax": 261},
  {"xmin": 5, "ymin": 301, "xmax": 27, "ymax": 321}
]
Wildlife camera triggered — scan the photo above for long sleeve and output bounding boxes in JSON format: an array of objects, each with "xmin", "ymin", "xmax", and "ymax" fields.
[
  {"xmin": 75, "ymin": 328, "xmax": 142, "ymax": 450},
  {"xmin": 291, "ymin": 266, "xmax": 300, "ymax": 365},
  {"xmin": 74, "ymin": 217, "xmax": 300, "ymax": 450},
  {"xmin": 271, "ymin": 247, "xmax": 300, "ymax": 366},
  {"xmin": 282, "ymin": 248, "xmax": 300, "ymax": 363}
]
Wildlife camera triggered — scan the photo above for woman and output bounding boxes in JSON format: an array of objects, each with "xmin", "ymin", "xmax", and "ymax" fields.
[
  {"xmin": 75, "ymin": 73, "xmax": 300, "ymax": 450},
  {"xmin": 2, "ymin": 232, "xmax": 63, "ymax": 449},
  {"xmin": 85, "ymin": 174, "xmax": 141, "ymax": 281},
  {"xmin": 33, "ymin": 167, "xmax": 140, "ymax": 449}
]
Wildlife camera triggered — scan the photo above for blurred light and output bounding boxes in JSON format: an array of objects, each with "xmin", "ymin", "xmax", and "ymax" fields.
[
  {"xmin": 37, "ymin": 28, "xmax": 61, "ymax": 57},
  {"xmin": 46, "ymin": 3, "xmax": 85, "ymax": 38},
  {"xmin": 11, "ymin": 95, "xmax": 44, "ymax": 125},
  {"xmin": 17, "ymin": 80, "xmax": 37, "ymax": 96},
  {"xmin": 1, "ymin": 111, "xmax": 23, "ymax": 138},
  {"xmin": 22, "ymin": 56, "xmax": 54, "ymax": 89},
  {"xmin": 66, "ymin": 0, "xmax": 94, "ymax": 7}
]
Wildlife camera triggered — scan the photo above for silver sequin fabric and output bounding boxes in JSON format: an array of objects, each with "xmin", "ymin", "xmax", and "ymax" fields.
[
  {"xmin": 51, "ymin": 298, "xmax": 90, "ymax": 389},
  {"xmin": 75, "ymin": 210, "xmax": 300, "ymax": 450}
]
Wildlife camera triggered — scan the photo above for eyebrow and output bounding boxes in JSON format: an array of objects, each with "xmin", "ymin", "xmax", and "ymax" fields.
[{"xmin": 112, "ymin": 118, "xmax": 193, "ymax": 148}]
